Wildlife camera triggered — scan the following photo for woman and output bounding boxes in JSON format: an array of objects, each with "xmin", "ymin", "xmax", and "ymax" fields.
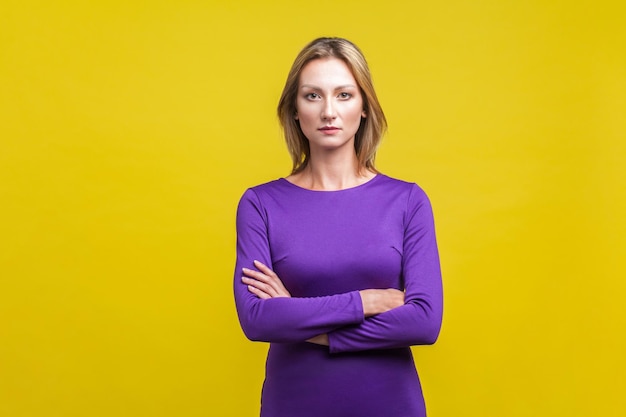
[{"xmin": 234, "ymin": 37, "xmax": 443, "ymax": 417}]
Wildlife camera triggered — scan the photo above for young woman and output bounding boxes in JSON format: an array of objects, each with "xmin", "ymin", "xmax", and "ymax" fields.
[{"xmin": 234, "ymin": 37, "xmax": 443, "ymax": 417}]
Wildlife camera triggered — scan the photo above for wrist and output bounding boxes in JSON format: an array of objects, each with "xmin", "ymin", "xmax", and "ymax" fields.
[{"xmin": 359, "ymin": 289, "xmax": 376, "ymax": 317}]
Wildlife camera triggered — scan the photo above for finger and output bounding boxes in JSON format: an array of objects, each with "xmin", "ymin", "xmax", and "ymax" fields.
[
  {"xmin": 243, "ymin": 278, "xmax": 276, "ymax": 298},
  {"xmin": 242, "ymin": 270, "xmax": 281, "ymax": 291},
  {"xmin": 242, "ymin": 264, "xmax": 291, "ymax": 298},
  {"xmin": 242, "ymin": 277, "xmax": 278, "ymax": 297},
  {"xmin": 242, "ymin": 268, "xmax": 270, "ymax": 281},
  {"xmin": 242, "ymin": 267, "xmax": 276, "ymax": 283},
  {"xmin": 242, "ymin": 271, "xmax": 282, "ymax": 295},
  {"xmin": 246, "ymin": 284, "xmax": 271, "ymax": 299},
  {"xmin": 251, "ymin": 261, "xmax": 290, "ymax": 295},
  {"xmin": 253, "ymin": 260, "xmax": 277, "ymax": 277},
  {"xmin": 243, "ymin": 268, "xmax": 284, "ymax": 293}
]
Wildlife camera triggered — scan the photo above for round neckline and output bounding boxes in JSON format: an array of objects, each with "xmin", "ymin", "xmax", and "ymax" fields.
[{"xmin": 279, "ymin": 173, "xmax": 384, "ymax": 193}]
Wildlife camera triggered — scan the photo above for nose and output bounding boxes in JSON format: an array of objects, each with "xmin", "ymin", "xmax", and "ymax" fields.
[{"xmin": 321, "ymin": 99, "xmax": 337, "ymax": 120}]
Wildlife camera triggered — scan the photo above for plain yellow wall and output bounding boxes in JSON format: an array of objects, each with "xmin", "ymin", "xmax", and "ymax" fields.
[{"xmin": 1, "ymin": 1, "xmax": 625, "ymax": 416}]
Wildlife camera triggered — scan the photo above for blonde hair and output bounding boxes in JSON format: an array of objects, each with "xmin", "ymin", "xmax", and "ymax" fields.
[{"xmin": 277, "ymin": 37, "xmax": 387, "ymax": 174}]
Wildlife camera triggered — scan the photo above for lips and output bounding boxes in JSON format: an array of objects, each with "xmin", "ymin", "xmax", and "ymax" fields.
[{"xmin": 318, "ymin": 126, "xmax": 341, "ymax": 132}]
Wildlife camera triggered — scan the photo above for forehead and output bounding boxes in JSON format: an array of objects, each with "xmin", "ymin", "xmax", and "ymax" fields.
[{"xmin": 299, "ymin": 57, "xmax": 357, "ymax": 87}]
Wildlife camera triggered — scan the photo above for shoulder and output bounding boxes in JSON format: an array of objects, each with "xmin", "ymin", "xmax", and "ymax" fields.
[
  {"xmin": 369, "ymin": 174, "xmax": 435, "ymax": 228},
  {"xmin": 237, "ymin": 178, "xmax": 294, "ymax": 213},
  {"xmin": 239, "ymin": 178, "xmax": 286, "ymax": 199},
  {"xmin": 248, "ymin": 178, "xmax": 286, "ymax": 192},
  {"xmin": 375, "ymin": 174, "xmax": 430, "ymax": 202},
  {"xmin": 235, "ymin": 179, "xmax": 279, "ymax": 224},
  {"xmin": 375, "ymin": 175, "xmax": 434, "ymax": 225}
]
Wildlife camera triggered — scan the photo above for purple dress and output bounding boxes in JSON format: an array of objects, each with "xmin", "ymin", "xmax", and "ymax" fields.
[{"xmin": 234, "ymin": 174, "xmax": 443, "ymax": 417}]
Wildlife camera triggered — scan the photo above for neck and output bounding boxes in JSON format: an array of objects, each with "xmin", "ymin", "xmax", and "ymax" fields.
[{"xmin": 294, "ymin": 149, "xmax": 375, "ymax": 191}]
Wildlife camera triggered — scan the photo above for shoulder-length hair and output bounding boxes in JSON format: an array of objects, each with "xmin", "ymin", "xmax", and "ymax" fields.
[{"xmin": 277, "ymin": 37, "xmax": 387, "ymax": 174}]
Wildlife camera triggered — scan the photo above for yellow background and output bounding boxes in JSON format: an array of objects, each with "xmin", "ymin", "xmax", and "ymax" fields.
[{"xmin": 1, "ymin": 1, "xmax": 625, "ymax": 416}]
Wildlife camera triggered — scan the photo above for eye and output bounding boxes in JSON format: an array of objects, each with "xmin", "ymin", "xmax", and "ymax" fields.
[
  {"xmin": 305, "ymin": 93, "xmax": 321, "ymax": 100},
  {"xmin": 338, "ymin": 92, "xmax": 352, "ymax": 99}
]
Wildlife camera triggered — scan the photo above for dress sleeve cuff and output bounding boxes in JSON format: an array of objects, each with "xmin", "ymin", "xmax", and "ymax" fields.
[{"xmin": 328, "ymin": 290, "xmax": 364, "ymax": 353}]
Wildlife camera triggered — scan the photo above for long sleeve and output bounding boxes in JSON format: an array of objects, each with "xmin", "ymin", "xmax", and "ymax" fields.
[
  {"xmin": 234, "ymin": 188, "xmax": 364, "ymax": 343},
  {"xmin": 327, "ymin": 185, "xmax": 443, "ymax": 353},
  {"xmin": 238, "ymin": 176, "xmax": 438, "ymax": 417}
]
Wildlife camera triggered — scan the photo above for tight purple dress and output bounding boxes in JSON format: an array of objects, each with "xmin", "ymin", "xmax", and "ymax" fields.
[{"xmin": 234, "ymin": 174, "xmax": 443, "ymax": 417}]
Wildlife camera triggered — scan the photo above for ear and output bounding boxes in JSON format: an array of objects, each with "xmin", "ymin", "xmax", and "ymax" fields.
[
  {"xmin": 361, "ymin": 110, "xmax": 367, "ymax": 118},
  {"xmin": 294, "ymin": 111, "xmax": 299, "ymax": 120}
]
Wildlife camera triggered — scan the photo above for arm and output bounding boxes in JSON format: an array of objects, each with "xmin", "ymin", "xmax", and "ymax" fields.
[
  {"xmin": 243, "ymin": 261, "xmax": 404, "ymax": 346},
  {"xmin": 243, "ymin": 261, "xmax": 404, "ymax": 317},
  {"xmin": 326, "ymin": 185, "xmax": 443, "ymax": 353},
  {"xmin": 234, "ymin": 189, "xmax": 365, "ymax": 343}
]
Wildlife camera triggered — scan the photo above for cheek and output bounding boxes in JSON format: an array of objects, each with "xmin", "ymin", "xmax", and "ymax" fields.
[
  {"xmin": 296, "ymin": 106, "xmax": 319, "ymax": 125},
  {"xmin": 297, "ymin": 112, "xmax": 315, "ymax": 126},
  {"xmin": 295, "ymin": 111, "xmax": 317, "ymax": 134},
  {"xmin": 346, "ymin": 102, "xmax": 364, "ymax": 121},
  {"xmin": 295, "ymin": 99, "xmax": 310, "ymax": 116}
]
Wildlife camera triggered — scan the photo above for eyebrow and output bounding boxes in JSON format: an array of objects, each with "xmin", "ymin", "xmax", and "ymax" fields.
[{"xmin": 299, "ymin": 84, "xmax": 357, "ymax": 90}]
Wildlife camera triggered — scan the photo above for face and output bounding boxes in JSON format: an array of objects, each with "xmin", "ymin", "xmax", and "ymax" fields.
[{"xmin": 296, "ymin": 57, "xmax": 366, "ymax": 153}]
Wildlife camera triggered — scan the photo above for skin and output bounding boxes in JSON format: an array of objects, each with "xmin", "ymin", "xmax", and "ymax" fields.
[
  {"xmin": 290, "ymin": 57, "xmax": 374, "ymax": 191},
  {"xmin": 242, "ymin": 57, "xmax": 404, "ymax": 345}
]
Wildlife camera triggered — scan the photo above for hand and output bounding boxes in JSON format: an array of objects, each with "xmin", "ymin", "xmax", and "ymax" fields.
[
  {"xmin": 242, "ymin": 260, "xmax": 291, "ymax": 299},
  {"xmin": 306, "ymin": 334, "xmax": 329, "ymax": 346},
  {"xmin": 359, "ymin": 289, "xmax": 405, "ymax": 317}
]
